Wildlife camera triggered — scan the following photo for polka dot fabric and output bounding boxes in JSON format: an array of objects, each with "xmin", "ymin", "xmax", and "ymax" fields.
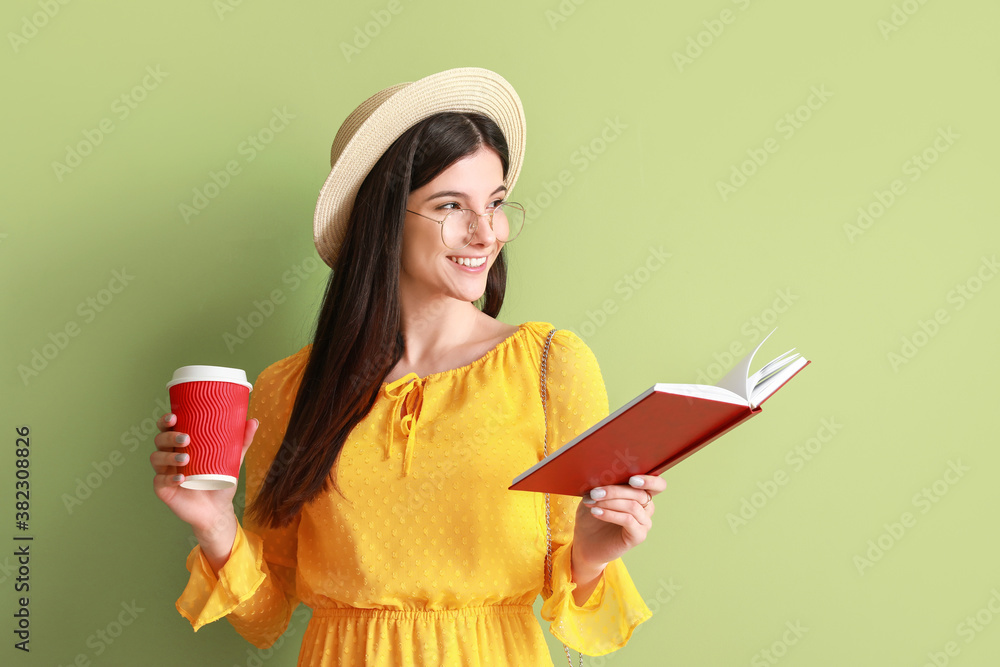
[{"xmin": 175, "ymin": 322, "xmax": 651, "ymax": 665}]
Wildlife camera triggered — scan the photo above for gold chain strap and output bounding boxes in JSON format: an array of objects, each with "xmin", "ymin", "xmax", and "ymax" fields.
[{"xmin": 540, "ymin": 328, "xmax": 583, "ymax": 667}]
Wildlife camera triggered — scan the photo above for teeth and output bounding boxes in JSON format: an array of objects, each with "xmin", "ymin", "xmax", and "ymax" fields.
[{"xmin": 449, "ymin": 256, "xmax": 486, "ymax": 268}]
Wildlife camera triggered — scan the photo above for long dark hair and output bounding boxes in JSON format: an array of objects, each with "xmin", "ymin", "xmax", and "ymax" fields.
[{"xmin": 248, "ymin": 112, "xmax": 511, "ymax": 528}]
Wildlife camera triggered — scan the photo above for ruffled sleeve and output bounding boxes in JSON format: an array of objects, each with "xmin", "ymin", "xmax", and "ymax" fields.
[
  {"xmin": 536, "ymin": 328, "xmax": 652, "ymax": 655},
  {"xmin": 175, "ymin": 349, "xmax": 307, "ymax": 648}
]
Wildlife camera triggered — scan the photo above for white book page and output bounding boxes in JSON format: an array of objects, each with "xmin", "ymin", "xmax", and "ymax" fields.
[
  {"xmin": 715, "ymin": 328, "xmax": 777, "ymax": 400},
  {"xmin": 653, "ymin": 382, "xmax": 747, "ymax": 406},
  {"xmin": 748, "ymin": 352, "xmax": 801, "ymax": 399},
  {"xmin": 749, "ymin": 356, "xmax": 809, "ymax": 407},
  {"xmin": 749, "ymin": 349, "xmax": 798, "ymax": 387}
]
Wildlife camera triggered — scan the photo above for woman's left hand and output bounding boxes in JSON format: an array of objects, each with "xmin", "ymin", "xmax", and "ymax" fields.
[{"xmin": 571, "ymin": 475, "xmax": 667, "ymax": 573}]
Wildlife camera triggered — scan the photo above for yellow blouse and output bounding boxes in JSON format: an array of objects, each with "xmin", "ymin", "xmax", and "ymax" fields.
[{"xmin": 175, "ymin": 321, "xmax": 651, "ymax": 665}]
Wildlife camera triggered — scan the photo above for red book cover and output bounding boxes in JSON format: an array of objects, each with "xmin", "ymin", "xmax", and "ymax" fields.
[{"xmin": 510, "ymin": 330, "xmax": 809, "ymax": 496}]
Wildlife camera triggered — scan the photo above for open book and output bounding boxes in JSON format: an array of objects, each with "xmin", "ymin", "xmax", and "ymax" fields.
[{"xmin": 510, "ymin": 329, "xmax": 810, "ymax": 496}]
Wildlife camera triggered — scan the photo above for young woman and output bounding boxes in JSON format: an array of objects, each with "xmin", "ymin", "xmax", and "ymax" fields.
[{"xmin": 151, "ymin": 67, "xmax": 664, "ymax": 666}]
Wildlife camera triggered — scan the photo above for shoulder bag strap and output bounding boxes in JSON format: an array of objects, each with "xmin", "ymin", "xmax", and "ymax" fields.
[{"xmin": 540, "ymin": 328, "xmax": 583, "ymax": 667}]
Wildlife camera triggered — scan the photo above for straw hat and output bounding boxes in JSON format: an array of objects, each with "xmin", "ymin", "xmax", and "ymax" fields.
[{"xmin": 313, "ymin": 67, "xmax": 527, "ymax": 268}]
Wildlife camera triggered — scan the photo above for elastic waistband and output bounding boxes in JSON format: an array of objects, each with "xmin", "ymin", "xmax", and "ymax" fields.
[{"xmin": 309, "ymin": 604, "xmax": 533, "ymax": 620}]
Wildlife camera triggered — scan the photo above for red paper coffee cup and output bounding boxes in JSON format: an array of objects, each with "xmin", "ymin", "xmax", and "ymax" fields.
[{"xmin": 166, "ymin": 365, "xmax": 253, "ymax": 490}]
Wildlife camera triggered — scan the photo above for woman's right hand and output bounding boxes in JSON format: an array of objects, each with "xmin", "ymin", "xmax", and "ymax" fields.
[{"xmin": 150, "ymin": 413, "xmax": 259, "ymax": 542}]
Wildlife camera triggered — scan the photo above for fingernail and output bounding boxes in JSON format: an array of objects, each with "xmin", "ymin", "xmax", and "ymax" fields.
[
  {"xmin": 582, "ymin": 497, "xmax": 595, "ymax": 505},
  {"xmin": 165, "ymin": 413, "xmax": 174, "ymax": 423},
  {"xmin": 629, "ymin": 476, "xmax": 645, "ymax": 487},
  {"xmin": 175, "ymin": 434, "xmax": 189, "ymax": 445},
  {"xmin": 590, "ymin": 488, "xmax": 606, "ymax": 500},
  {"xmin": 172, "ymin": 475, "xmax": 183, "ymax": 482},
  {"xmin": 590, "ymin": 507, "xmax": 604, "ymax": 516},
  {"xmin": 174, "ymin": 453, "xmax": 188, "ymax": 463}
]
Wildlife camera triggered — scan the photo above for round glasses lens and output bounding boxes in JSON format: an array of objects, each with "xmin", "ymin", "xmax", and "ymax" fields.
[
  {"xmin": 493, "ymin": 203, "xmax": 524, "ymax": 243},
  {"xmin": 441, "ymin": 209, "xmax": 476, "ymax": 249}
]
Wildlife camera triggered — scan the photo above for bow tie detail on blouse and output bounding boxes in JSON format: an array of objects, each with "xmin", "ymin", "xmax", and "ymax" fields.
[{"xmin": 383, "ymin": 373, "xmax": 425, "ymax": 476}]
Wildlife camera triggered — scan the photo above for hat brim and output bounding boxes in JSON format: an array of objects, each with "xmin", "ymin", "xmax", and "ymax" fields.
[{"xmin": 313, "ymin": 67, "xmax": 526, "ymax": 268}]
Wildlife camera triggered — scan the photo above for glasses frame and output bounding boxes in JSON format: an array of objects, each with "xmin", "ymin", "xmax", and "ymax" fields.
[{"xmin": 405, "ymin": 201, "xmax": 526, "ymax": 250}]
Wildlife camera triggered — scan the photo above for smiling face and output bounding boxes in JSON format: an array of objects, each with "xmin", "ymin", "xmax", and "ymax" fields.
[{"xmin": 400, "ymin": 146, "xmax": 506, "ymax": 306}]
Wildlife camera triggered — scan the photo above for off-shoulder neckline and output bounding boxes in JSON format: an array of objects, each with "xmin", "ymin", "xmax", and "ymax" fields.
[{"xmin": 378, "ymin": 321, "xmax": 551, "ymax": 387}]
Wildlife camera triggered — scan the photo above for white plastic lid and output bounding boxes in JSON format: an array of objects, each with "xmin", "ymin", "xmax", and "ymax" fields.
[{"xmin": 166, "ymin": 365, "xmax": 253, "ymax": 391}]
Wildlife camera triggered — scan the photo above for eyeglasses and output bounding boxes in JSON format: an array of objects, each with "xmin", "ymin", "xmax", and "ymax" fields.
[{"xmin": 405, "ymin": 202, "xmax": 526, "ymax": 250}]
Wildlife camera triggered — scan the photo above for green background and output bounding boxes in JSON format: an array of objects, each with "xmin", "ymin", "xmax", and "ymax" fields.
[{"xmin": 3, "ymin": 0, "xmax": 998, "ymax": 665}]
